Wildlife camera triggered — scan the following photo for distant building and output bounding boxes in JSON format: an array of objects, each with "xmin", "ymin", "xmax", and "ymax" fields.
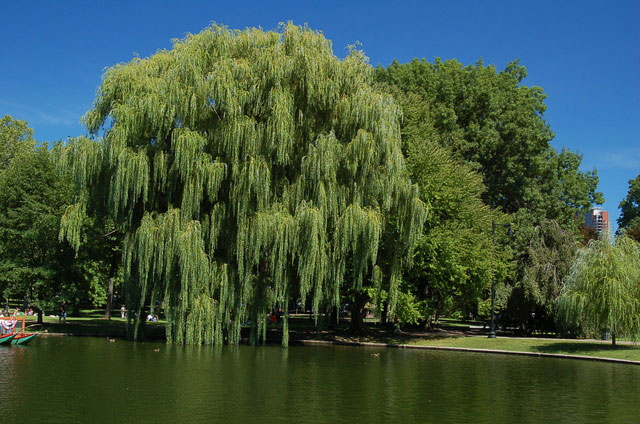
[{"xmin": 585, "ymin": 208, "xmax": 610, "ymax": 237}]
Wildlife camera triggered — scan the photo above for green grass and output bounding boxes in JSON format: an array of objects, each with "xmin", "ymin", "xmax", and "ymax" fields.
[
  {"xmin": 436, "ymin": 320, "xmax": 475, "ymax": 329},
  {"xmin": 401, "ymin": 336, "xmax": 640, "ymax": 361},
  {"xmin": 16, "ymin": 311, "xmax": 166, "ymax": 339}
]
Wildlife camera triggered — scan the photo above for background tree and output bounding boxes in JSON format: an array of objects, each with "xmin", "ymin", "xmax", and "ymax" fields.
[
  {"xmin": 392, "ymin": 89, "xmax": 507, "ymax": 324},
  {"xmin": 557, "ymin": 236, "xmax": 640, "ymax": 345},
  {"xmin": 0, "ymin": 147, "xmax": 74, "ymax": 322},
  {"xmin": 52, "ymin": 137, "xmax": 126, "ymax": 319},
  {"xmin": 58, "ymin": 24, "xmax": 426, "ymax": 345},
  {"xmin": 377, "ymin": 58, "xmax": 603, "ymax": 331},
  {"xmin": 623, "ymin": 222, "xmax": 640, "ymax": 244},
  {"xmin": 618, "ymin": 174, "xmax": 640, "ymax": 242},
  {"xmin": 579, "ymin": 222, "xmax": 600, "ymax": 245},
  {"xmin": 63, "ymin": 216, "xmax": 123, "ymax": 319},
  {"xmin": 505, "ymin": 219, "xmax": 579, "ymax": 334},
  {"xmin": 0, "ymin": 115, "xmax": 36, "ymax": 172},
  {"xmin": 0, "ymin": 114, "xmax": 36, "ymax": 311},
  {"xmin": 0, "ymin": 119, "xmax": 117, "ymax": 322},
  {"xmin": 376, "ymin": 58, "xmax": 602, "ymax": 222}
]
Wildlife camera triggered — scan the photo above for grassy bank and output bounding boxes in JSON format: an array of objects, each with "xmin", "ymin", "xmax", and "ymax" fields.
[
  {"xmin": 21, "ymin": 312, "xmax": 166, "ymax": 339},
  {"xmin": 331, "ymin": 334, "xmax": 640, "ymax": 362}
]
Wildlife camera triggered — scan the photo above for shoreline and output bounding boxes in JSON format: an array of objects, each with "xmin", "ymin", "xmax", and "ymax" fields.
[
  {"xmin": 296, "ymin": 339, "xmax": 640, "ymax": 366},
  {"xmin": 28, "ymin": 324, "xmax": 640, "ymax": 365}
]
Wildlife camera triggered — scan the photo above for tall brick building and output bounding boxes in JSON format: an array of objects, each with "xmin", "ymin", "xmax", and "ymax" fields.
[{"xmin": 585, "ymin": 208, "xmax": 610, "ymax": 237}]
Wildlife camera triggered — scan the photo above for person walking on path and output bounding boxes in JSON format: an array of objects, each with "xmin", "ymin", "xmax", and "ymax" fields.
[{"xmin": 59, "ymin": 302, "xmax": 67, "ymax": 323}]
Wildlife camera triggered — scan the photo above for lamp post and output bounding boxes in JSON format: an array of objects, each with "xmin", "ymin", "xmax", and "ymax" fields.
[{"xmin": 489, "ymin": 222, "xmax": 513, "ymax": 339}]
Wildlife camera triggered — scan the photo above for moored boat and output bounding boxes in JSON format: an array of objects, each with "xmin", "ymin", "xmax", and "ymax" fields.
[
  {"xmin": 0, "ymin": 333, "xmax": 16, "ymax": 345},
  {"xmin": 1, "ymin": 316, "xmax": 39, "ymax": 346},
  {"xmin": 11, "ymin": 333, "xmax": 37, "ymax": 345}
]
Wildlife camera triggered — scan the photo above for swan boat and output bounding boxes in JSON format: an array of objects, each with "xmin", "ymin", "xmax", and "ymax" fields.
[{"xmin": 0, "ymin": 316, "xmax": 38, "ymax": 345}]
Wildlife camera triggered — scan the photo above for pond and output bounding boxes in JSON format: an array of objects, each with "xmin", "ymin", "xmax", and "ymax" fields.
[{"xmin": 1, "ymin": 336, "xmax": 639, "ymax": 423}]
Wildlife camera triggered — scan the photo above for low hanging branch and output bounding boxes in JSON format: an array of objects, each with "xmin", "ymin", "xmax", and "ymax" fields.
[{"xmin": 57, "ymin": 23, "xmax": 427, "ymax": 346}]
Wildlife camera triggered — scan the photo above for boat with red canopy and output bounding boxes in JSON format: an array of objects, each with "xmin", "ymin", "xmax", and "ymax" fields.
[{"xmin": 0, "ymin": 316, "xmax": 38, "ymax": 345}]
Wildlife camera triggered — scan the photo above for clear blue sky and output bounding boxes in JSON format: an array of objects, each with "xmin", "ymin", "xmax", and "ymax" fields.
[{"xmin": 1, "ymin": 0, "xmax": 638, "ymax": 229}]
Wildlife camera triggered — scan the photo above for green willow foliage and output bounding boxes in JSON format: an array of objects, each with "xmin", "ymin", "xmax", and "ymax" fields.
[
  {"xmin": 56, "ymin": 24, "xmax": 426, "ymax": 346},
  {"xmin": 557, "ymin": 236, "xmax": 640, "ymax": 344},
  {"xmin": 1, "ymin": 115, "xmax": 36, "ymax": 172}
]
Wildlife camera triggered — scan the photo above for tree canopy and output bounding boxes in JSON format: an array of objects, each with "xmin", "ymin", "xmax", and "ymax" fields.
[
  {"xmin": 0, "ymin": 146, "xmax": 73, "ymax": 316},
  {"xmin": 380, "ymin": 87, "xmax": 507, "ymax": 323},
  {"xmin": 0, "ymin": 116, "xmax": 118, "ymax": 320},
  {"xmin": 0, "ymin": 115, "xmax": 36, "ymax": 172},
  {"xmin": 404, "ymin": 141, "xmax": 508, "ymax": 322},
  {"xmin": 376, "ymin": 58, "xmax": 604, "ymax": 332},
  {"xmin": 376, "ymin": 58, "xmax": 602, "ymax": 224},
  {"xmin": 57, "ymin": 24, "xmax": 426, "ymax": 345}
]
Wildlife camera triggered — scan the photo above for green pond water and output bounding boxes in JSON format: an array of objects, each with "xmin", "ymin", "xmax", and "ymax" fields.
[{"xmin": 1, "ymin": 336, "xmax": 639, "ymax": 423}]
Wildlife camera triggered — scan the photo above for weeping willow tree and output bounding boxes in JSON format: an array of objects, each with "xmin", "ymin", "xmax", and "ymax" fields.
[
  {"xmin": 55, "ymin": 23, "xmax": 426, "ymax": 346},
  {"xmin": 557, "ymin": 236, "xmax": 640, "ymax": 345},
  {"xmin": 509, "ymin": 219, "xmax": 579, "ymax": 333}
]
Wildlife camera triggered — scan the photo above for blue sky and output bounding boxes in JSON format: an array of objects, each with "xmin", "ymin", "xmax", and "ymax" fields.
[{"xmin": 1, "ymin": 0, "xmax": 638, "ymax": 229}]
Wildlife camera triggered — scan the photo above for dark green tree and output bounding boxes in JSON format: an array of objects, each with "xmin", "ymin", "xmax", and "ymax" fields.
[
  {"xmin": 377, "ymin": 58, "xmax": 603, "ymax": 331},
  {"xmin": 376, "ymin": 58, "xmax": 602, "ymax": 223},
  {"xmin": 0, "ymin": 115, "xmax": 37, "ymax": 311},
  {"xmin": 505, "ymin": 219, "xmax": 579, "ymax": 334},
  {"xmin": 618, "ymin": 175, "xmax": 640, "ymax": 242},
  {"xmin": 375, "ymin": 86, "xmax": 508, "ymax": 326},
  {"xmin": 0, "ymin": 119, "xmax": 117, "ymax": 322},
  {"xmin": 62, "ymin": 216, "xmax": 123, "ymax": 319},
  {"xmin": 0, "ymin": 147, "xmax": 74, "ymax": 322},
  {"xmin": 404, "ymin": 144, "xmax": 507, "ymax": 324}
]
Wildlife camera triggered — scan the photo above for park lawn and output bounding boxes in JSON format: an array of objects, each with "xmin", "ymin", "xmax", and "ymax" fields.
[
  {"xmin": 403, "ymin": 336, "xmax": 640, "ymax": 362},
  {"xmin": 22, "ymin": 315, "xmax": 166, "ymax": 325},
  {"xmin": 438, "ymin": 317, "xmax": 484, "ymax": 325},
  {"xmin": 19, "ymin": 313, "xmax": 167, "ymax": 339}
]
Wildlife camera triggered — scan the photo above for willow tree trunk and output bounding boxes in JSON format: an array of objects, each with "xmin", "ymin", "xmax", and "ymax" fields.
[
  {"xmin": 130, "ymin": 307, "xmax": 147, "ymax": 341},
  {"xmin": 37, "ymin": 308, "xmax": 43, "ymax": 325},
  {"xmin": 350, "ymin": 292, "xmax": 369, "ymax": 332},
  {"xmin": 325, "ymin": 306, "xmax": 339, "ymax": 329},
  {"xmin": 612, "ymin": 332, "xmax": 616, "ymax": 346},
  {"xmin": 103, "ymin": 277, "xmax": 114, "ymax": 320},
  {"xmin": 380, "ymin": 301, "xmax": 388, "ymax": 326}
]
